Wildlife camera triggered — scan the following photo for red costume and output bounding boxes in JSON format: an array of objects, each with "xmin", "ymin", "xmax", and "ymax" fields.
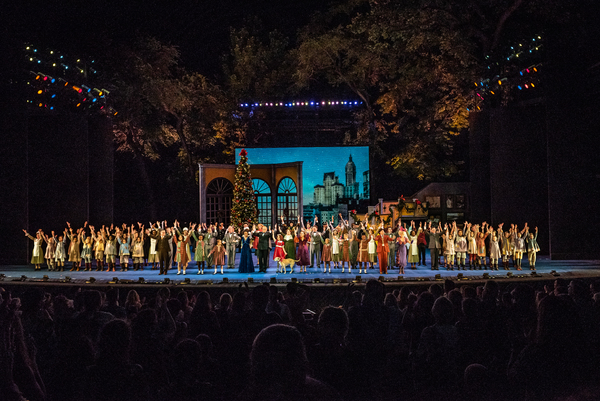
[
  {"xmin": 376, "ymin": 232, "xmax": 389, "ymax": 274},
  {"xmin": 273, "ymin": 240, "xmax": 287, "ymax": 260}
]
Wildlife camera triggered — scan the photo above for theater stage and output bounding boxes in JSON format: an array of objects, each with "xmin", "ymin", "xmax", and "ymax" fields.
[{"xmin": 1, "ymin": 255, "xmax": 599, "ymax": 287}]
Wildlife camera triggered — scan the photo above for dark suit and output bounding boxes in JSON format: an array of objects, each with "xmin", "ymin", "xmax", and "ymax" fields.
[
  {"xmin": 254, "ymin": 231, "xmax": 271, "ymax": 272},
  {"xmin": 309, "ymin": 231, "xmax": 323, "ymax": 267},
  {"xmin": 151, "ymin": 233, "xmax": 172, "ymax": 274},
  {"xmin": 427, "ymin": 231, "xmax": 442, "ymax": 270}
]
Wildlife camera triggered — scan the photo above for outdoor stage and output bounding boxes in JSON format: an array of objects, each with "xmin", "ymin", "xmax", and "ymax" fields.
[{"xmin": 1, "ymin": 254, "xmax": 600, "ymax": 288}]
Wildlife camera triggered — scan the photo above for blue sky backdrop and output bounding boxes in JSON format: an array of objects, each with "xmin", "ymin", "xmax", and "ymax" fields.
[{"xmin": 236, "ymin": 147, "xmax": 370, "ymax": 202}]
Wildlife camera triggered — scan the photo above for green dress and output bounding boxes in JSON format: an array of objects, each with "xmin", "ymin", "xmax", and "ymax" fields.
[{"xmin": 283, "ymin": 235, "xmax": 296, "ymax": 259}]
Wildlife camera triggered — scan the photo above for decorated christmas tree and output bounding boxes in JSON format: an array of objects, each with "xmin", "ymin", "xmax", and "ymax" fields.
[{"xmin": 231, "ymin": 149, "xmax": 258, "ymax": 227}]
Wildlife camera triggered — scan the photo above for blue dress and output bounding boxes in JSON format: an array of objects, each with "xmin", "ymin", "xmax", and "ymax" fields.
[{"xmin": 238, "ymin": 236, "xmax": 255, "ymax": 273}]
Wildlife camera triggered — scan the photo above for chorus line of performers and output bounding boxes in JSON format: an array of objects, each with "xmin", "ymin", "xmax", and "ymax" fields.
[{"xmin": 22, "ymin": 215, "xmax": 541, "ymax": 275}]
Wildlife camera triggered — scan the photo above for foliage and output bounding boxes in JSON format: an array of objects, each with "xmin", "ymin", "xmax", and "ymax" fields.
[{"xmin": 231, "ymin": 149, "xmax": 258, "ymax": 227}]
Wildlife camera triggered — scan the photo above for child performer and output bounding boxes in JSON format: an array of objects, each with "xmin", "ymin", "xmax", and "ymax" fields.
[
  {"xmin": 512, "ymin": 224, "xmax": 527, "ymax": 271},
  {"xmin": 23, "ymin": 229, "xmax": 45, "ymax": 270},
  {"xmin": 295, "ymin": 225, "xmax": 310, "ymax": 273},
  {"xmin": 55, "ymin": 229, "xmax": 68, "ymax": 271},
  {"xmin": 174, "ymin": 224, "xmax": 192, "ymax": 275},
  {"xmin": 104, "ymin": 227, "xmax": 118, "ymax": 272},
  {"xmin": 348, "ymin": 229, "xmax": 359, "ymax": 274},
  {"xmin": 148, "ymin": 226, "xmax": 159, "ymax": 270},
  {"xmin": 476, "ymin": 222, "xmax": 489, "ymax": 269},
  {"xmin": 454, "ymin": 224, "xmax": 468, "ymax": 271},
  {"xmin": 132, "ymin": 226, "xmax": 145, "ymax": 271},
  {"xmin": 466, "ymin": 223, "xmax": 477, "ymax": 270},
  {"xmin": 43, "ymin": 231, "xmax": 57, "ymax": 271},
  {"xmin": 330, "ymin": 224, "xmax": 341, "ymax": 270},
  {"xmin": 81, "ymin": 234, "xmax": 94, "ymax": 272},
  {"xmin": 116, "ymin": 227, "xmax": 131, "ymax": 272},
  {"xmin": 192, "ymin": 228, "xmax": 207, "ymax": 274},
  {"xmin": 488, "ymin": 226, "xmax": 502, "ymax": 271},
  {"xmin": 498, "ymin": 224, "xmax": 511, "ymax": 270},
  {"xmin": 209, "ymin": 239, "xmax": 226, "ymax": 274},
  {"xmin": 67, "ymin": 223, "xmax": 82, "ymax": 271},
  {"xmin": 90, "ymin": 226, "xmax": 105, "ymax": 271},
  {"xmin": 272, "ymin": 230, "xmax": 288, "ymax": 273},
  {"xmin": 387, "ymin": 226, "xmax": 397, "ymax": 269},
  {"xmin": 358, "ymin": 232, "xmax": 369, "ymax": 274},
  {"xmin": 321, "ymin": 237, "xmax": 332, "ymax": 273},
  {"xmin": 443, "ymin": 223, "xmax": 457, "ymax": 270},
  {"xmin": 525, "ymin": 226, "xmax": 540, "ymax": 270},
  {"xmin": 340, "ymin": 232, "xmax": 350, "ymax": 273},
  {"xmin": 367, "ymin": 228, "xmax": 377, "ymax": 270}
]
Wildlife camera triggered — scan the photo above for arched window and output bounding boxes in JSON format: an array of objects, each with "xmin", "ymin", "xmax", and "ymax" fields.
[
  {"xmin": 253, "ymin": 179, "xmax": 272, "ymax": 226},
  {"xmin": 206, "ymin": 178, "xmax": 233, "ymax": 226},
  {"xmin": 277, "ymin": 177, "xmax": 298, "ymax": 225}
]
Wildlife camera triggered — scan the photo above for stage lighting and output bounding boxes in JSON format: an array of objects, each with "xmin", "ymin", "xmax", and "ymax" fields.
[
  {"xmin": 197, "ymin": 280, "xmax": 212, "ymax": 285},
  {"xmin": 163, "ymin": 278, "xmax": 171, "ymax": 284},
  {"xmin": 21, "ymin": 275, "xmax": 28, "ymax": 281},
  {"xmin": 507, "ymin": 272, "xmax": 513, "ymax": 278},
  {"xmin": 270, "ymin": 277, "xmax": 277, "ymax": 284},
  {"xmin": 434, "ymin": 274, "xmax": 442, "ymax": 280},
  {"xmin": 247, "ymin": 277, "xmax": 254, "ymax": 283},
  {"xmin": 138, "ymin": 277, "xmax": 145, "ymax": 284},
  {"xmin": 291, "ymin": 278, "xmax": 298, "ymax": 283},
  {"xmin": 397, "ymin": 276, "xmax": 404, "ymax": 281},
  {"xmin": 87, "ymin": 277, "xmax": 96, "ymax": 284},
  {"xmin": 313, "ymin": 278, "xmax": 320, "ymax": 283},
  {"xmin": 64, "ymin": 276, "xmax": 72, "ymax": 283},
  {"xmin": 43, "ymin": 275, "xmax": 49, "ymax": 282},
  {"xmin": 109, "ymin": 277, "xmax": 119, "ymax": 284},
  {"xmin": 457, "ymin": 273, "xmax": 464, "ymax": 280},
  {"xmin": 0, "ymin": 274, "xmax": 6, "ymax": 281},
  {"xmin": 551, "ymin": 270, "xmax": 560, "ymax": 276},
  {"xmin": 354, "ymin": 275, "xmax": 362, "ymax": 283},
  {"xmin": 531, "ymin": 271, "xmax": 539, "ymax": 277},
  {"xmin": 482, "ymin": 273, "xmax": 490, "ymax": 279},
  {"xmin": 222, "ymin": 278, "xmax": 229, "ymax": 284},
  {"xmin": 183, "ymin": 278, "xmax": 191, "ymax": 284},
  {"xmin": 378, "ymin": 276, "xmax": 385, "ymax": 282},
  {"xmin": 333, "ymin": 278, "xmax": 341, "ymax": 284}
]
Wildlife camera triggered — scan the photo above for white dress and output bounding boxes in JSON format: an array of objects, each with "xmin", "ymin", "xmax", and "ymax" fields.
[{"xmin": 489, "ymin": 240, "xmax": 501, "ymax": 259}]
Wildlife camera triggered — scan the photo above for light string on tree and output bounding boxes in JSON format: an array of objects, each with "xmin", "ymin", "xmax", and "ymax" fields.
[{"xmin": 238, "ymin": 100, "xmax": 363, "ymax": 108}]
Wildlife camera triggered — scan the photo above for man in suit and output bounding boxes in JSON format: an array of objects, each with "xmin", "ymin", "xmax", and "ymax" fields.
[
  {"xmin": 151, "ymin": 228, "xmax": 172, "ymax": 275},
  {"xmin": 309, "ymin": 224, "xmax": 323, "ymax": 269},
  {"xmin": 426, "ymin": 222, "xmax": 442, "ymax": 270},
  {"xmin": 254, "ymin": 225, "xmax": 272, "ymax": 273},
  {"xmin": 224, "ymin": 226, "xmax": 240, "ymax": 269}
]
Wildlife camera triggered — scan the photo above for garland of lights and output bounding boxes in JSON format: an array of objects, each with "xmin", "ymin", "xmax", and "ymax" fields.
[
  {"xmin": 22, "ymin": 44, "xmax": 116, "ymax": 115},
  {"xmin": 239, "ymin": 100, "xmax": 363, "ymax": 108}
]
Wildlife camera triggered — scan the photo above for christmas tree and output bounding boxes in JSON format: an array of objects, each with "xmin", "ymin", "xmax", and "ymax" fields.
[{"xmin": 231, "ymin": 149, "xmax": 258, "ymax": 227}]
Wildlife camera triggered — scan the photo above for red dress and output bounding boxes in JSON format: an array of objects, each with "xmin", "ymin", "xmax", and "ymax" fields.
[
  {"xmin": 376, "ymin": 233, "xmax": 389, "ymax": 274},
  {"xmin": 321, "ymin": 243, "xmax": 332, "ymax": 262},
  {"xmin": 273, "ymin": 240, "xmax": 287, "ymax": 260}
]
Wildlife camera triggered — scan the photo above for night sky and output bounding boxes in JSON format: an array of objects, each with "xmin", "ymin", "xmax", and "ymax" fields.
[{"xmin": 6, "ymin": 0, "xmax": 332, "ymax": 78}]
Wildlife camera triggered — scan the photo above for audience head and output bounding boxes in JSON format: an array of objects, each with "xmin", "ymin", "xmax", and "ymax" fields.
[
  {"xmin": 83, "ymin": 290, "xmax": 103, "ymax": 313},
  {"xmin": 173, "ymin": 339, "xmax": 201, "ymax": 376},
  {"xmin": 318, "ymin": 307, "xmax": 349, "ymax": 342},
  {"xmin": 363, "ymin": 279, "xmax": 385, "ymax": 306},
  {"xmin": 432, "ymin": 296, "xmax": 454, "ymax": 325},
  {"xmin": 428, "ymin": 284, "xmax": 443, "ymax": 299},
  {"xmin": 219, "ymin": 292, "xmax": 232, "ymax": 310},
  {"xmin": 97, "ymin": 319, "xmax": 131, "ymax": 363},
  {"xmin": 384, "ymin": 293, "xmax": 398, "ymax": 308},
  {"xmin": 251, "ymin": 285, "xmax": 270, "ymax": 310}
]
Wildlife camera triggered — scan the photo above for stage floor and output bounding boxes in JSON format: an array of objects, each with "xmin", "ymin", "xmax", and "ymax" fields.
[{"xmin": 1, "ymin": 255, "xmax": 600, "ymax": 285}]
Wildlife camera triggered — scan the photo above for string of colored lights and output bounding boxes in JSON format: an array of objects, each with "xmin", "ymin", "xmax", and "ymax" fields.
[
  {"xmin": 239, "ymin": 100, "xmax": 363, "ymax": 108},
  {"xmin": 22, "ymin": 44, "xmax": 116, "ymax": 115}
]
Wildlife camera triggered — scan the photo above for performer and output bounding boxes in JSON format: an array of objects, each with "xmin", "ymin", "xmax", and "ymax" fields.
[
  {"xmin": 407, "ymin": 221, "xmax": 420, "ymax": 269},
  {"xmin": 367, "ymin": 227, "xmax": 376, "ymax": 270},
  {"xmin": 308, "ymin": 217, "xmax": 323, "ymax": 269},
  {"xmin": 387, "ymin": 226, "xmax": 397, "ymax": 268},
  {"xmin": 131, "ymin": 226, "xmax": 145, "ymax": 271},
  {"xmin": 204, "ymin": 224, "xmax": 216, "ymax": 271},
  {"xmin": 55, "ymin": 230, "xmax": 68, "ymax": 271},
  {"xmin": 475, "ymin": 222, "xmax": 490, "ymax": 269},
  {"xmin": 191, "ymin": 228, "xmax": 207, "ymax": 274},
  {"xmin": 295, "ymin": 223, "xmax": 310, "ymax": 273},
  {"xmin": 224, "ymin": 226, "xmax": 240, "ymax": 269},
  {"xmin": 175, "ymin": 220, "xmax": 192, "ymax": 267},
  {"xmin": 426, "ymin": 221, "xmax": 442, "ymax": 271},
  {"xmin": 43, "ymin": 231, "xmax": 57, "ymax": 271},
  {"xmin": 104, "ymin": 227, "xmax": 118, "ymax": 272},
  {"xmin": 254, "ymin": 225, "xmax": 272, "ymax": 273},
  {"xmin": 443, "ymin": 223, "xmax": 457, "ymax": 270},
  {"xmin": 81, "ymin": 233, "xmax": 94, "ymax": 272},
  {"xmin": 340, "ymin": 232, "xmax": 350, "ymax": 273},
  {"xmin": 348, "ymin": 227, "xmax": 360, "ymax": 274},
  {"xmin": 396, "ymin": 226, "xmax": 408, "ymax": 274},
  {"xmin": 525, "ymin": 225, "xmax": 540, "ymax": 271},
  {"xmin": 272, "ymin": 229, "xmax": 288, "ymax": 273},
  {"xmin": 280, "ymin": 217, "xmax": 297, "ymax": 261},
  {"xmin": 329, "ymin": 222, "xmax": 341, "ymax": 270},
  {"xmin": 358, "ymin": 231, "xmax": 369, "ymax": 274},
  {"xmin": 512, "ymin": 224, "xmax": 527, "ymax": 271},
  {"xmin": 238, "ymin": 230, "xmax": 255, "ymax": 274},
  {"xmin": 23, "ymin": 229, "xmax": 45, "ymax": 270},
  {"xmin": 116, "ymin": 226, "xmax": 131, "ymax": 272},
  {"xmin": 209, "ymin": 239, "xmax": 226, "ymax": 274},
  {"xmin": 322, "ymin": 237, "xmax": 332, "ymax": 273},
  {"xmin": 489, "ymin": 226, "xmax": 501, "ymax": 271},
  {"xmin": 150, "ymin": 226, "xmax": 172, "ymax": 275},
  {"xmin": 417, "ymin": 227, "xmax": 427, "ymax": 266},
  {"xmin": 466, "ymin": 223, "xmax": 478, "ymax": 270},
  {"xmin": 375, "ymin": 220, "xmax": 389, "ymax": 274},
  {"xmin": 174, "ymin": 225, "xmax": 192, "ymax": 275},
  {"xmin": 498, "ymin": 224, "xmax": 512, "ymax": 270},
  {"xmin": 455, "ymin": 225, "xmax": 468, "ymax": 271},
  {"xmin": 67, "ymin": 223, "xmax": 82, "ymax": 271},
  {"xmin": 148, "ymin": 226, "xmax": 159, "ymax": 270},
  {"xmin": 90, "ymin": 226, "xmax": 106, "ymax": 271}
]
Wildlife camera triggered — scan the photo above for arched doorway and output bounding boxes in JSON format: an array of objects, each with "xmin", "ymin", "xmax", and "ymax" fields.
[
  {"xmin": 253, "ymin": 179, "xmax": 272, "ymax": 227},
  {"xmin": 206, "ymin": 178, "xmax": 233, "ymax": 226},
  {"xmin": 277, "ymin": 177, "xmax": 298, "ymax": 225}
]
